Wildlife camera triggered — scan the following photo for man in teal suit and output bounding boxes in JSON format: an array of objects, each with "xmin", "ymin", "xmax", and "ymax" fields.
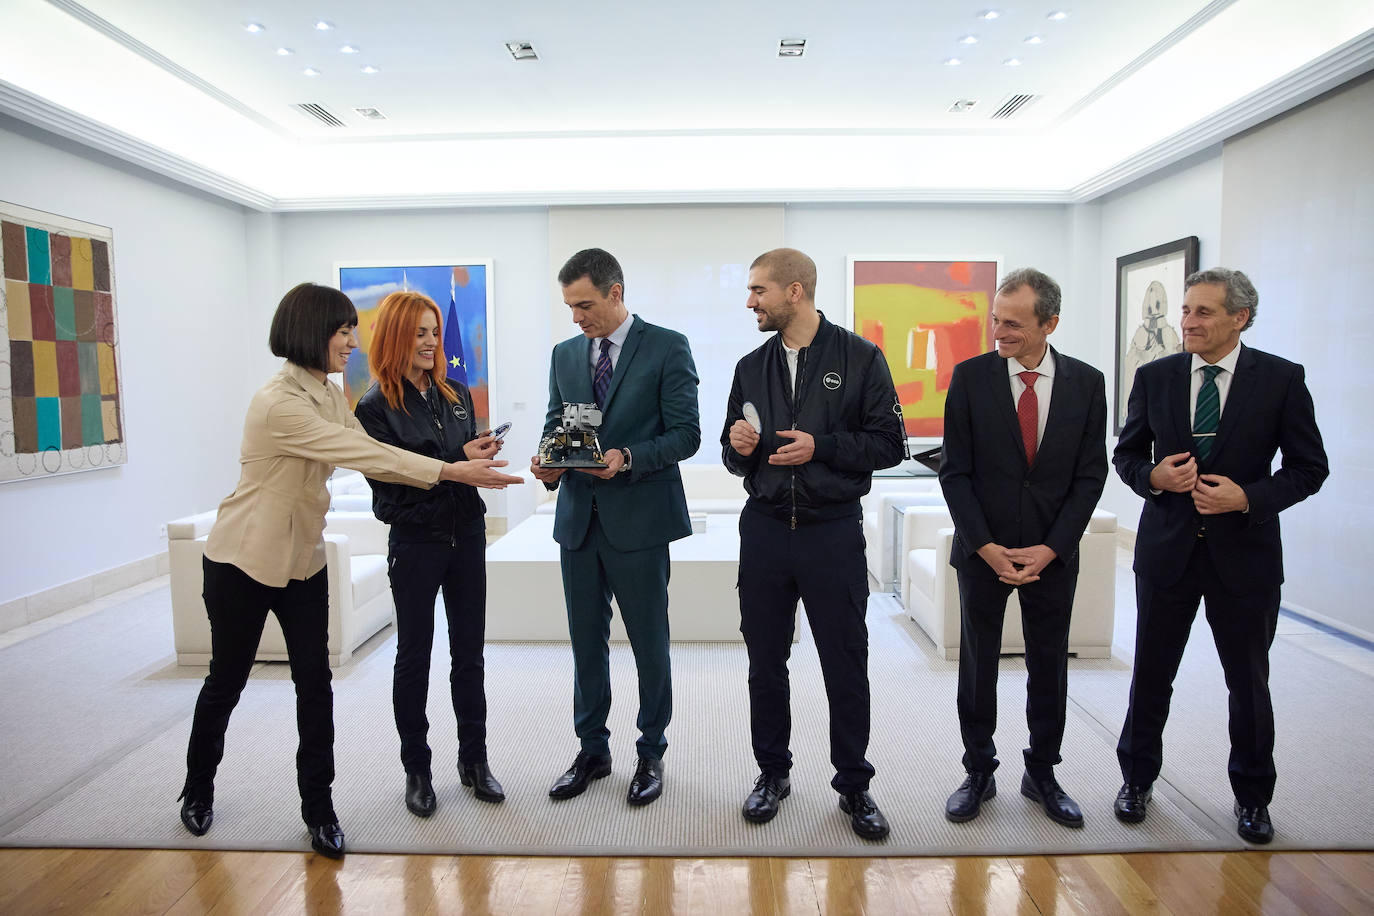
[{"xmin": 530, "ymin": 248, "xmax": 700, "ymax": 807}]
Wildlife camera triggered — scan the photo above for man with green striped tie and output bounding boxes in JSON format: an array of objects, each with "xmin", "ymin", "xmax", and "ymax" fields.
[{"xmin": 1111, "ymin": 268, "xmax": 1328, "ymax": 846}]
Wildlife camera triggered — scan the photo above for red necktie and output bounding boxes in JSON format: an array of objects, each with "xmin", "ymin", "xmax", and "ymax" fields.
[{"xmin": 1017, "ymin": 371, "xmax": 1039, "ymax": 465}]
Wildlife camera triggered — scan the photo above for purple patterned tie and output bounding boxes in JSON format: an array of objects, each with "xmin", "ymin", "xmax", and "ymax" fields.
[{"xmin": 594, "ymin": 338, "xmax": 613, "ymax": 407}]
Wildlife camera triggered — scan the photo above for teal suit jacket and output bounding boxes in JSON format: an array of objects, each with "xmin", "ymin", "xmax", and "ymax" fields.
[{"xmin": 542, "ymin": 315, "xmax": 701, "ymax": 552}]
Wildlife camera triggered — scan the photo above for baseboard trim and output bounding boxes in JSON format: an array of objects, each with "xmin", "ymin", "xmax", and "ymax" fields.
[{"xmin": 0, "ymin": 552, "xmax": 170, "ymax": 636}]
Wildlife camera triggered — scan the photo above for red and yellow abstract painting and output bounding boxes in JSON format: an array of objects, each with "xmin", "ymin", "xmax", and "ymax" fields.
[{"xmin": 848, "ymin": 258, "xmax": 998, "ymax": 439}]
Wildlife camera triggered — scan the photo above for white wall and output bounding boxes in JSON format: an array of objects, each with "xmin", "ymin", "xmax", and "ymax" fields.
[
  {"xmin": 1090, "ymin": 149, "xmax": 1225, "ymax": 530},
  {"xmin": 0, "ymin": 117, "xmax": 254, "ymax": 604}
]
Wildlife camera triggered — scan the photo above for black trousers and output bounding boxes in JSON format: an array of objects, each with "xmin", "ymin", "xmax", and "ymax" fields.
[
  {"xmin": 388, "ymin": 534, "xmax": 489, "ymax": 774},
  {"xmin": 738, "ymin": 510, "xmax": 874, "ymax": 794},
  {"xmin": 955, "ymin": 561, "xmax": 1076, "ymax": 779},
  {"xmin": 1117, "ymin": 536, "xmax": 1280, "ymax": 806},
  {"xmin": 185, "ymin": 558, "xmax": 336, "ymax": 827}
]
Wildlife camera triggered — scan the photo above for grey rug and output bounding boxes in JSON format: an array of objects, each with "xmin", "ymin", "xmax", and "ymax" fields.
[{"xmin": 0, "ymin": 582, "xmax": 1369, "ymax": 857}]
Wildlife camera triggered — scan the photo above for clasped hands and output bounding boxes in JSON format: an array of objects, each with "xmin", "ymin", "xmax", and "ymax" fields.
[
  {"xmin": 977, "ymin": 542, "xmax": 1056, "ymax": 586},
  {"xmin": 729, "ymin": 420, "xmax": 815, "ymax": 465},
  {"xmin": 1148, "ymin": 451, "xmax": 1249, "ymax": 515}
]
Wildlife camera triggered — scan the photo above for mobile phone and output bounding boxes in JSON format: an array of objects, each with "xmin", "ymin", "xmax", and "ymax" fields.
[{"xmin": 492, "ymin": 421, "xmax": 513, "ymax": 440}]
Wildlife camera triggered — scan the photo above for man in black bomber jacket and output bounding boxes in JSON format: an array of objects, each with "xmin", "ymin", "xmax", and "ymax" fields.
[{"xmin": 721, "ymin": 248, "xmax": 905, "ymax": 841}]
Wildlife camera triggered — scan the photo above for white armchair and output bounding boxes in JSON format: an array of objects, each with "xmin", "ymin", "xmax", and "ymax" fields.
[
  {"xmin": 900, "ymin": 506, "xmax": 1117, "ymax": 660},
  {"xmin": 862, "ymin": 485, "xmax": 945, "ymax": 589},
  {"xmin": 168, "ymin": 509, "xmax": 394, "ymax": 667}
]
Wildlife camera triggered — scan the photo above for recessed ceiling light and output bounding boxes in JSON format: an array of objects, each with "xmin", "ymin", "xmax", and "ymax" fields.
[
  {"xmin": 1004, "ymin": 57, "xmax": 1022, "ymax": 66},
  {"xmin": 355, "ymin": 107, "xmax": 387, "ymax": 120},
  {"xmin": 340, "ymin": 44, "xmax": 359, "ymax": 54},
  {"xmin": 303, "ymin": 67, "xmax": 321, "ymax": 76},
  {"xmin": 276, "ymin": 47, "xmax": 294, "ymax": 56},
  {"xmin": 977, "ymin": 9, "xmax": 1001, "ymax": 20},
  {"xmin": 778, "ymin": 38, "xmax": 806, "ymax": 57},
  {"xmin": 361, "ymin": 65, "xmax": 379, "ymax": 74},
  {"xmin": 958, "ymin": 34, "xmax": 979, "ymax": 45},
  {"xmin": 505, "ymin": 41, "xmax": 538, "ymax": 60},
  {"xmin": 1024, "ymin": 34, "xmax": 1044, "ymax": 44},
  {"xmin": 243, "ymin": 22, "xmax": 265, "ymax": 33},
  {"xmin": 314, "ymin": 20, "xmax": 333, "ymax": 31},
  {"xmin": 943, "ymin": 57, "xmax": 963, "ymax": 66},
  {"xmin": 1047, "ymin": 10, "xmax": 1069, "ymax": 21}
]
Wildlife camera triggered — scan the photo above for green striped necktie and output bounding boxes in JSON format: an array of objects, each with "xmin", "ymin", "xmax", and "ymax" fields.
[{"xmin": 1193, "ymin": 365, "xmax": 1222, "ymax": 463}]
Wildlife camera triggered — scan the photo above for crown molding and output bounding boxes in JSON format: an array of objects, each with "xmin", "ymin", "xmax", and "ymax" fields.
[
  {"xmin": 4, "ymin": 27, "xmax": 1371, "ymax": 213},
  {"xmin": 1070, "ymin": 28, "xmax": 1374, "ymax": 202},
  {"xmin": 0, "ymin": 80, "xmax": 276, "ymax": 210}
]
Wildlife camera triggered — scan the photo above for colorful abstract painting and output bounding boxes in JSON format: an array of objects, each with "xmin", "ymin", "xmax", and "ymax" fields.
[
  {"xmin": 846, "ymin": 257, "xmax": 1000, "ymax": 440},
  {"xmin": 1, "ymin": 202, "xmax": 125, "ymax": 482},
  {"xmin": 335, "ymin": 260, "xmax": 495, "ymax": 431}
]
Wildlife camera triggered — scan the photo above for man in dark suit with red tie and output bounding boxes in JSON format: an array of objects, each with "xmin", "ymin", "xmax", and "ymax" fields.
[
  {"xmin": 939, "ymin": 268, "xmax": 1108, "ymax": 828},
  {"xmin": 1112, "ymin": 268, "xmax": 1327, "ymax": 844}
]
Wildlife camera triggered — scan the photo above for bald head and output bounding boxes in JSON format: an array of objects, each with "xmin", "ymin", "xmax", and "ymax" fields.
[{"xmin": 750, "ymin": 248, "xmax": 817, "ymax": 303}]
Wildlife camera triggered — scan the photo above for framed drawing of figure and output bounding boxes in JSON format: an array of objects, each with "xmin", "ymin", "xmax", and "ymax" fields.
[{"xmin": 1114, "ymin": 237, "xmax": 1199, "ymax": 434}]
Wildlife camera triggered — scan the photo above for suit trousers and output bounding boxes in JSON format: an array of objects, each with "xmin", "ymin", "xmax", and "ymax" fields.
[
  {"xmin": 738, "ymin": 510, "xmax": 875, "ymax": 794},
  {"xmin": 560, "ymin": 511, "xmax": 672, "ymax": 760},
  {"xmin": 1117, "ymin": 536, "xmax": 1280, "ymax": 806},
  {"xmin": 955, "ymin": 561, "xmax": 1075, "ymax": 780},
  {"xmin": 388, "ymin": 534, "xmax": 488, "ymax": 775},
  {"xmin": 185, "ymin": 557, "xmax": 336, "ymax": 827}
]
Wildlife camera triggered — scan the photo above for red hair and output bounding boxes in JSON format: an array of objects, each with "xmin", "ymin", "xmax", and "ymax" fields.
[{"xmin": 368, "ymin": 291, "xmax": 459, "ymax": 411}]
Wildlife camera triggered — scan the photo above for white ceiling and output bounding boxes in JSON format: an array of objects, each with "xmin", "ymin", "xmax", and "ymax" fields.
[{"xmin": 1, "ymin": 0, "xmax": 1371, "ymax": 209}]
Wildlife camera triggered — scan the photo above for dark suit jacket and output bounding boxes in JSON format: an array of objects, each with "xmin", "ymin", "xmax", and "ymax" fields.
[
  {"xmin": 1113, "ymin": 345, "xmax": 1327, "ymax": 592},
  {"xmin": 939, "ymin": 347, "xmax": 1108, "ymax": 579},
  {"xmin": 543, "ymin": 315, "xmax": 701, "ymax": 553}
]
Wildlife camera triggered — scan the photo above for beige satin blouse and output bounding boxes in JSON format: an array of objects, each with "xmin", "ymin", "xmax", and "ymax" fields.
[{"xmin": 204, "ymin": 362, "xmax": 442, "ymax": 587}]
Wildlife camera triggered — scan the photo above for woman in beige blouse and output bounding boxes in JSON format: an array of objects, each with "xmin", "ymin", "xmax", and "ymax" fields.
[{"xmin": 178, "ymin": 283, "xmax": 521, "ymax": 859}]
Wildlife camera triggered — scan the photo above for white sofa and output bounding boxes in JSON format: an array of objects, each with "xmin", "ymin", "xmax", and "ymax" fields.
[
  {"xmin": 900, "ymin": 505, "xmax": 1117, "ymax": 660},
  {"xmin": 168, "ymin": 509, "xmax": 394, "ymax": 667}
]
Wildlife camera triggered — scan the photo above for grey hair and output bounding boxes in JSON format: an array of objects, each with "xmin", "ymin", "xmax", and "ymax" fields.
[
  {"xmin": 1185, "ymin": 268, "xmax": 1257, "ymax": 330},
  {"xmin": 997, "ymin": 267, "xmax": 1061, "ymax": 325}
]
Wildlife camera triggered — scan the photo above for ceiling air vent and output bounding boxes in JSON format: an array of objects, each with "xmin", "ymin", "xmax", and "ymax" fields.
[
  {"xmin": 989, "ymin": 93, "xmax": 1038, "ymax": 120},
  {"xmin": 293, "ymin": 102, "xmax": 345, "ymax": 127}
]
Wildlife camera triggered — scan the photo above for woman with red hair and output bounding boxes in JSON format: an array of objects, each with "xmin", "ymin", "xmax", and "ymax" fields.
[{"xmin": 354, "ymin": 290, "xmax": 508, "ymax": 816}]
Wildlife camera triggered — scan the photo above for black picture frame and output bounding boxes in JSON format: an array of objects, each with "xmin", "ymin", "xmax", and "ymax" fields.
[{"xmin": 1113, "ymin": 236, "xmax": 1199, "ymax": 434}]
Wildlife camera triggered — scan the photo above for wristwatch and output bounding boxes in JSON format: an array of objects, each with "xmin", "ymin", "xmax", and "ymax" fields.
[{"xmin": 619, "ymin": 447, "xmax": 632, "ymax": 474}]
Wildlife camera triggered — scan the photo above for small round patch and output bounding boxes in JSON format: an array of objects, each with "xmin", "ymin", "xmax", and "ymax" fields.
[
  {"xmin": 823, "ymin": 372, "xmax": 842, "ymax": 390},
  {"xmin": 453, "ymin": 405, "xmax": 468, "ymax": 420}
]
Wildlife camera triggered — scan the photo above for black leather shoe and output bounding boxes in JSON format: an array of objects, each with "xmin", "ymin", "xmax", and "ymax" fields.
[
  {"xmin": 1020, "ymin": 772, "xmax": 1084, "ymax": 828},
  {"xmin": 308, "ymin": 822, "xmax": 346, "ymax": 859},
  {"xmin": 742, "ymin": 772, "xmax": 791, "ymax": 824},
  {"xmin": 459, "ymin": 761, "xmax": 506, "ymax": 803},
  {"xmin": 945, "ymin": 772, "xmax": 996, "ymax": 823},
  {"xmin": 405, "ymin": 772, "xmax": 436, "ymax": 817},
  {"xmin": 178, "ymin": 788, "xmax": 213, "ymax": 837},
  {"xmin": 839, "ymin": 790, "xmax": 890, "ymax": 841},
  {"xmin": 626, "ymin": 757, "xmax": 664, "ymax": 806},
  {"xmin": 548, "ymin": 752, "xmax": 612, "ymax": 799},
  {"xmin": 1114, "ymin": 783, "xmax": 1153, "ymax": 824},
  {"xmin": 1235, "ymin": 803, "xmax": 1274, "ymax": 844}
]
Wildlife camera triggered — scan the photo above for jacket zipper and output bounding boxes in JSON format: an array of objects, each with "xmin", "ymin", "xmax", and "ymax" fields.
[{"xmin": 790, "ymin": 347, "xmax": 807, "ymax": 530}]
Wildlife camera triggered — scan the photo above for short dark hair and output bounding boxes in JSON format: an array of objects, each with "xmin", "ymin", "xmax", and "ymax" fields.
[
  {"xmin": 997, "ymin": 268, "xmax": 1061, "ymax": 324},
  {"xmin": 1186, "ymin": 267, "xmax": 1257, "ymax": 331},
  {"xmin": 268, "ymin": 282, "xmax": 358, "ymax": 371},
  {"xmin": 558, "ymin": 248, "xmax": 624, "ymax": 298},
  {"xmin": 750, "ymin": 248, "xmax": 817, "ymax": 301}
]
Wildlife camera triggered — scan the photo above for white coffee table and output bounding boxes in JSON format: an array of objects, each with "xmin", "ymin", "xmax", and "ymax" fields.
[{"xmin": 485, "ymin": 513, "xmax": 752, "ymax": 642}]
